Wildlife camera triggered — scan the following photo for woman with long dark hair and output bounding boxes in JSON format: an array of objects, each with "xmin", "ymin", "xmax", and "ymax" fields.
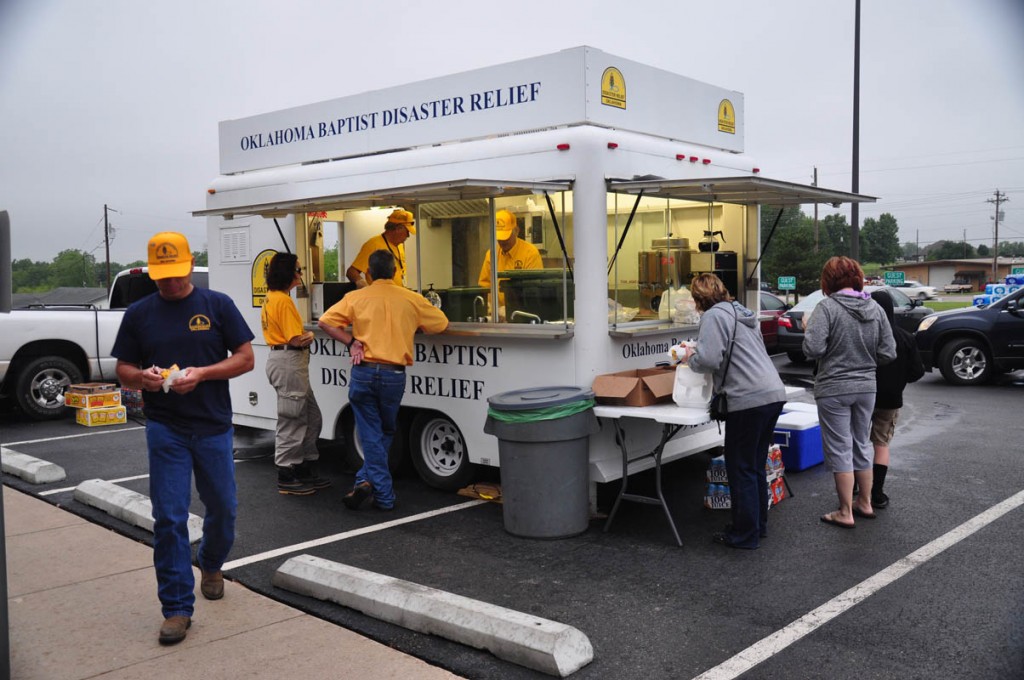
[{"xmin": 261, "ymin": 252, "xmax": 329, "ymax": 495}]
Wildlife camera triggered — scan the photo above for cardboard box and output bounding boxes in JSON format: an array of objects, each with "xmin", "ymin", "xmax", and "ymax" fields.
[
  {"xmin": 76, "ymin": 405, "xmax": 127, "ymax": 427},
  {"xmin": 66, "ymin": 382, "xmax": 117, "ymax": 394},
  {"xmin": 65, "ymin": 390, "xmax": 121, "ymax": 409},
  {"xmin": 591, "ymin": 367, "xmax": 675, "ymax": 407}
]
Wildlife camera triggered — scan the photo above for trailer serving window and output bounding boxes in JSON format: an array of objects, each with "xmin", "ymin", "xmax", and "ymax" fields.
[
  {"xmin": 198, "ymin": 179, "xmax": 573, "ymax": 331},
  {"xmin": 606, "ymin": 176, "xmax": 876, "ymax": 331}
]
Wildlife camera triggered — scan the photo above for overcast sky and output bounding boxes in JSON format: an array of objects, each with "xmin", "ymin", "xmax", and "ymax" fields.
[{"xmin": 2, "ymin": 0, "xmax": 1022, "ymax": 266}]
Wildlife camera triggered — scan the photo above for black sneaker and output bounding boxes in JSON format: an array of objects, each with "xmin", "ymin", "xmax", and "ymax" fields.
[
  {"xmin": 295, "ymin": 461, "xmax": 332, "ymax": 490},
  {"xmin": 342, "ymin": 481, "xmax": 373, "ymax": 510},
  {"xmin": 871, "ymin": 491, "xmax": 890, "ymax": 509},
  {"xmin": 277, "ymin": 466, "xmax": 317, "ymax": 496}
]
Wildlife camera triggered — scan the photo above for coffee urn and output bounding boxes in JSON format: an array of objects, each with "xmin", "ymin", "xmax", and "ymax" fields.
[{"xmin": 637, "ymin": 237, "xmax": 691, "ymax": 314}]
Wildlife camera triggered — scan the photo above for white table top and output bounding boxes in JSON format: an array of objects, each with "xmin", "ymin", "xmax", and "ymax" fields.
[
  {"xmin": 592, "ymin": 385, "xmax": 806, "ymax": 426},
  {"xmin": 593, "ymin": 403, "xmax": 711, "ymax": 425}
]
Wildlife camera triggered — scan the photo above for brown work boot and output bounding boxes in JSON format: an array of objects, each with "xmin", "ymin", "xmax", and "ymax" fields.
[
  {"xmin": 158, "ymin": 615, "xmax": 191, "ymax": 645},
  {"xmin": 342, "ymin": 481, "xmax": 373, "ymax": 510},
  {"xmin": 201, "ymin": 570, "xmax": 224, "ymax": 600}
]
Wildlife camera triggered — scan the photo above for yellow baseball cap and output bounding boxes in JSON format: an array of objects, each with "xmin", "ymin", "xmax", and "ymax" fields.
[
  {"xmin": 147, "ymin": 232, "xmax": 193, "ymax": 280},
  {"xmin": 386, "ymin": 209, "xmax": 416, "ymax": 234},
  {"xmin": 496, "ymin": 209, "xmax": 517, "ymax": 240}
]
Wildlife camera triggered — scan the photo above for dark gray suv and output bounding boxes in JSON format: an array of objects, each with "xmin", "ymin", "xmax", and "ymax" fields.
[{"xmin": 915, "ymin": 287, "xmax": 1024, "ymax": 385}]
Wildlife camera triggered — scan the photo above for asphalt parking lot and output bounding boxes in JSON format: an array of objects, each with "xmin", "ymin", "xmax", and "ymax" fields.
[{"xmin": 2, "ymin": 362, "xmax": 1023, "ymax": 679}]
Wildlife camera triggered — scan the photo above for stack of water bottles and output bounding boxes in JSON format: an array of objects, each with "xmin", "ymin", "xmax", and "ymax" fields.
[
  {"xmin": 704, "ymin": 445, "xmax": 787, "ymax": 510},
  {"xmin": 973, "ymin": 274, "xmax": 1023, "ymax": 307}
]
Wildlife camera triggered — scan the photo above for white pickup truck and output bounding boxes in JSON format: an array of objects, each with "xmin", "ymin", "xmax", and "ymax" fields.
[
  {"xmin": 943, "ymin": 280, "xmax": 974, "ymax": 294},
  {"xmin": 0, "ymin": 267, "xmax": 208, "ymax": 420}
]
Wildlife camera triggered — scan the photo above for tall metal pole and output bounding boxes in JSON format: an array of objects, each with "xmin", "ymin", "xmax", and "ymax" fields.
[
  {"xmin": 850, "ymin": 0, "xmax": 861, "ymax": 260},
  {"xmin": 104, "ymin": 204, "xmax": 112, "ymax": 293},
  {"xmin": 813, "ymin": 167, "xmax": 819, "ymax": 252},
  {"xmin": 988, "ymin": 190, "xmax": 1007, "ymax": 282}
]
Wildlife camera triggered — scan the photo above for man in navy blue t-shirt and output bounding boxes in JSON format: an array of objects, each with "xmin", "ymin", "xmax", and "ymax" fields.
[{"xmin": 112, "ymin": 232, "xmax": 254, "ymax": 645}]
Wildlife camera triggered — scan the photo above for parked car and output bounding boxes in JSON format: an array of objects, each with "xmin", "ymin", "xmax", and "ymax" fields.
[
  {"xmin": 758, "ymin": 291, "xmax": 790, "ymax": 353},
  {"xmin": 943, "ymin": 280, "xmax": 974, "ymax": 294},
  {"xmin": 892, "ymin": 279, "xmax": 937, "ymax": 300},
  {"xmin": 915, "ymin": 287, "xmax": 1024, "ymax": 385},
  {"xmin": 0, "ymin": 267, "xmax": 209, "ymax": 420},
  {"xmin": 777, "ymin": 286, "xmax": 935, "ymax": 363}
]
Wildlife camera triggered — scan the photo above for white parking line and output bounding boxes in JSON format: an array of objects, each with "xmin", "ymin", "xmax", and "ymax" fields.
[
  {"xmin": 223, "ymin": 499, "xmax": 489, "ymax": 570},
  {"xmin": 3, "ymin": 426, "xmax": 145, "ymax": 447},
  {"xmin": 692, "ymin": 488, "xmax": 1024, "ymax": 680}
]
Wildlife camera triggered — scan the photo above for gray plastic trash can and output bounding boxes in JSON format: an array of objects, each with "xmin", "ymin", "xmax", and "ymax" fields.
[{"xmin": 484, "ymin": 386, "xmax": 599, "ymax": 539}]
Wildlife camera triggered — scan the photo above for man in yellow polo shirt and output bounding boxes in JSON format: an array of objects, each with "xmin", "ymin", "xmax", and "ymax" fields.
[
  {"xmin": 346, "ymin": 209, "xmax": 415, "ymax": 288},
  {"xmin": 318, "ymin": 249, "xmax": 448, "ymax": 511},
  {"xmin": 477, "ymin": 209, "xmax": 542, "ymax": 287}
]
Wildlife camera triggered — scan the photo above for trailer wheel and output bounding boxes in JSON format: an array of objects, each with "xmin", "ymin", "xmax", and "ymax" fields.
[
  {"xmin": 938, "ymin": 338, "xmax": 993, "ymax": 386},
  {"xmin": 339, "ymin": 407, "xmax": 409, "ymax": 474},
  {"xmin": 410, "ymin": 412, "xmax": 473, "ymax": 491},
  {"xmin": 15, "ymin": 356, "xmax": 82, "ymax": 421}
]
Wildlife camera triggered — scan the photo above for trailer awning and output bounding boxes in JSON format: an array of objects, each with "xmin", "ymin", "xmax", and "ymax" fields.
[
  {"xmin": 193, "ymin": 179, "xmax": 573, "ymax": 218},
  {"xmin": 607, "ymin": 176, "xmax": 875, "ymax": 207}
]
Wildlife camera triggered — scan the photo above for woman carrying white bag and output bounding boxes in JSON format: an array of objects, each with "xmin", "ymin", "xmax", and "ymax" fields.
[{"xmin": 677, "ymin": 274, "xmax": 786, "ymax": 550}]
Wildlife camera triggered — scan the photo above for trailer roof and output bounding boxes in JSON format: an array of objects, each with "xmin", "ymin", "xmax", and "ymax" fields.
[
  {"xmin": 193, "ymin": 179, "xmax": 572, "ymax": 218},
  {"xmin": 608, "ymin": 176, "xmax": 875, "ymax": 207}
]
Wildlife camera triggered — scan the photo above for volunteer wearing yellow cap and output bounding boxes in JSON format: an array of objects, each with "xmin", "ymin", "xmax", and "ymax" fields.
[
  {"xmin": 477, "ymin": 209, "xmax": 542, "ymax": 288},
  {"xmin": 346, "ymin": 209, "xmax": 415, "ymax": 288},
  {"xmin": 112, "ymin": 231, "xmax": 255, "ymax": 645}
]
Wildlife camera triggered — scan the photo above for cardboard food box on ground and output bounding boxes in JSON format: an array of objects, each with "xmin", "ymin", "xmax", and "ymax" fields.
[
  {"xmin": 65, "ymin": 390, "xmax": 121, "ymax": 409},
  {"xmin": 591, "ymin": 367, "xmax": 675, "ymax": 407},
  {"xmin": 66, "ymin": 382, "xmax": 117, "ymax": 394},
  {"xmin": 76, "ymin": 405, "xmax": 127, "ymax": 427}
]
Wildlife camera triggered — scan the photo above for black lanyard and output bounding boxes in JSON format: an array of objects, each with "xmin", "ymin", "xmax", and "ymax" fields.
[{"xmin": 383, "ymin": 234, "xmax": 404, "ymax": 275}]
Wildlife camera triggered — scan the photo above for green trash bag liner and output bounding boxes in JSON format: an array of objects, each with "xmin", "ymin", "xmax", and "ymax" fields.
[{"xmin": 486, "ymin": 399, "xmax": 595, "ymax": 423}]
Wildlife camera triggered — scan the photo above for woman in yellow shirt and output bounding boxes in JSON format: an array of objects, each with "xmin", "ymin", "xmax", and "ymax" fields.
[{"xmin": 261, "ymin": 253, "xmax": 329, "ymax": 495}]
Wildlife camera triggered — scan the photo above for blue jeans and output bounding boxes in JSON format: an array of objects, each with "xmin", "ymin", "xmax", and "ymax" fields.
[
  {"xmin": 147, "ymin": 420, "xmax": 237, "ymax": 618},
  {"xmin": 722, "ymin": 401, "xmax": 785, "ymax": 549},
  {"xmin": 349, "ymin": 363, "xmax": 406, "ymax": 509}
]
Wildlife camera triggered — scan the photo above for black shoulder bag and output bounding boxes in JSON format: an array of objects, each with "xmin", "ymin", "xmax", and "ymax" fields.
[{"xmin": 709, "ymin": 304, "xmax": 739, "ymax": 422}]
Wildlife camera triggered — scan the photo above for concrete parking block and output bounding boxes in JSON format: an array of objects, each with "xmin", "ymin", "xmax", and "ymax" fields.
[
  {"xmin": 74, "ymin": 478, "xmax": 203, "ymax": 543},
  {"xmin": 274, "ymin": 554, "xmax": 594, "ymax": 677},
  {"xmin": 1, "ymin": 446, "xmax": 67, "ymax": 483}
]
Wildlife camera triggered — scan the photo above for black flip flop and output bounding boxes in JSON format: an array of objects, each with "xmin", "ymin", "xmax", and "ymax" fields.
[
  {"xmin": 820, "ymin": 513, "xmax": 855, "ymax": 529},
  {"xmin": 853, "ymin": 507, "xmax": 877, "ymax": 520}
]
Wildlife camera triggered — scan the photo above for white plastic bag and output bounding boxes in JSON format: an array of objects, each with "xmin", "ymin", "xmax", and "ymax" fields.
[{"xmin": 672, "ymin": 363, "xmax": 713, "ymax": 408}]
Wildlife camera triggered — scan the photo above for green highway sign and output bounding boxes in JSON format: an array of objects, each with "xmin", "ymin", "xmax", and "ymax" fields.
[
  {"xmin": 777, "ymin": 276, "xmax": 796, "ymax": 291},
  {"xmin": 1012, "ymin": 266, "xmax": 1024, "ymax": 275},
  {"xmin": 884, "ymin": 271, "xmax": 905, "ymax": 286}
]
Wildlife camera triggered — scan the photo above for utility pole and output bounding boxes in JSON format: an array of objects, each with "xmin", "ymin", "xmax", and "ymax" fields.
[
  {"xmin": 988, "ymin": 190, "xmax": 1007, "ymax": 282},
  {"xmin": 963, "ymin": 228, "xmax": 967, "ymax": 258},
  {"xmin": 104, "ymin": 204, "xmax": 111, "ymax": 293},
  {"xmin": 813, "ymin": 167, "xmax": 819, "ymax": 252},
  {"xmin": 850, "ymin": 0, "xmax": 861, "ymax": 261}
]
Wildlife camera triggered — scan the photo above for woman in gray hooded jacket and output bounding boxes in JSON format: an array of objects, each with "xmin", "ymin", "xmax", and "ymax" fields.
[
  {"xmin": 682, "ymin": 274, "xmax": 786, "ymax": 549},
  {"xmin": 803, "ymin": 256, "xmax": 896, "ymax": 529}
]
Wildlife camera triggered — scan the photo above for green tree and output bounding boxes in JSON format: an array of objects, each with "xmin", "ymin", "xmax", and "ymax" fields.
[
  {"xmin": 50, "ymin": 250, "xmax": 99, "ymax": 287},
  {"xmin": 193, "ymin": 250, "xmax": 209, "ymax": 267},
  {"xmin": 860, "ymin": 213, "xmax": 901, "ymax": 264},
  {"xmin": 998, "ymin": 241, "xmax": 1024, "ymax": 257},
  {"xmin": 977, "ymin": 243, "xmax": 990, "ymax": 256},
  {"xmin": 820, "ymin": 214, "xmax": 851, "ymax": 257},
  {"xmin": 11, "ymin": 258, "xmax": 51, "ymax": 292},
  {"xmin": 926, "ymin": 240, "xmax": 976, "ymax": 260},
  {"xmin": 901, "ymin": 241, "xmax": 920, "ymax": 261},
  {"xmin": 322, "ymin": 244, "xmax": 339, "ymax": 281},
  {"xmin": 759, "ymin": 207, "xmax": 828, "ymax": 294}
]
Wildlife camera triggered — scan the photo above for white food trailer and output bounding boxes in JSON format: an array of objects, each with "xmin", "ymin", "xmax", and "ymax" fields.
[{"xmin": 197, "ymin": 46, "xmax": 871, "ymax": 492}]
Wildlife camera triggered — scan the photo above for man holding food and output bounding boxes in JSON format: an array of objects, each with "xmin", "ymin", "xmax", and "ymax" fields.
[{"xmin": 112, "ymin": 231, "xmax": 254, "ymax": 646}]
